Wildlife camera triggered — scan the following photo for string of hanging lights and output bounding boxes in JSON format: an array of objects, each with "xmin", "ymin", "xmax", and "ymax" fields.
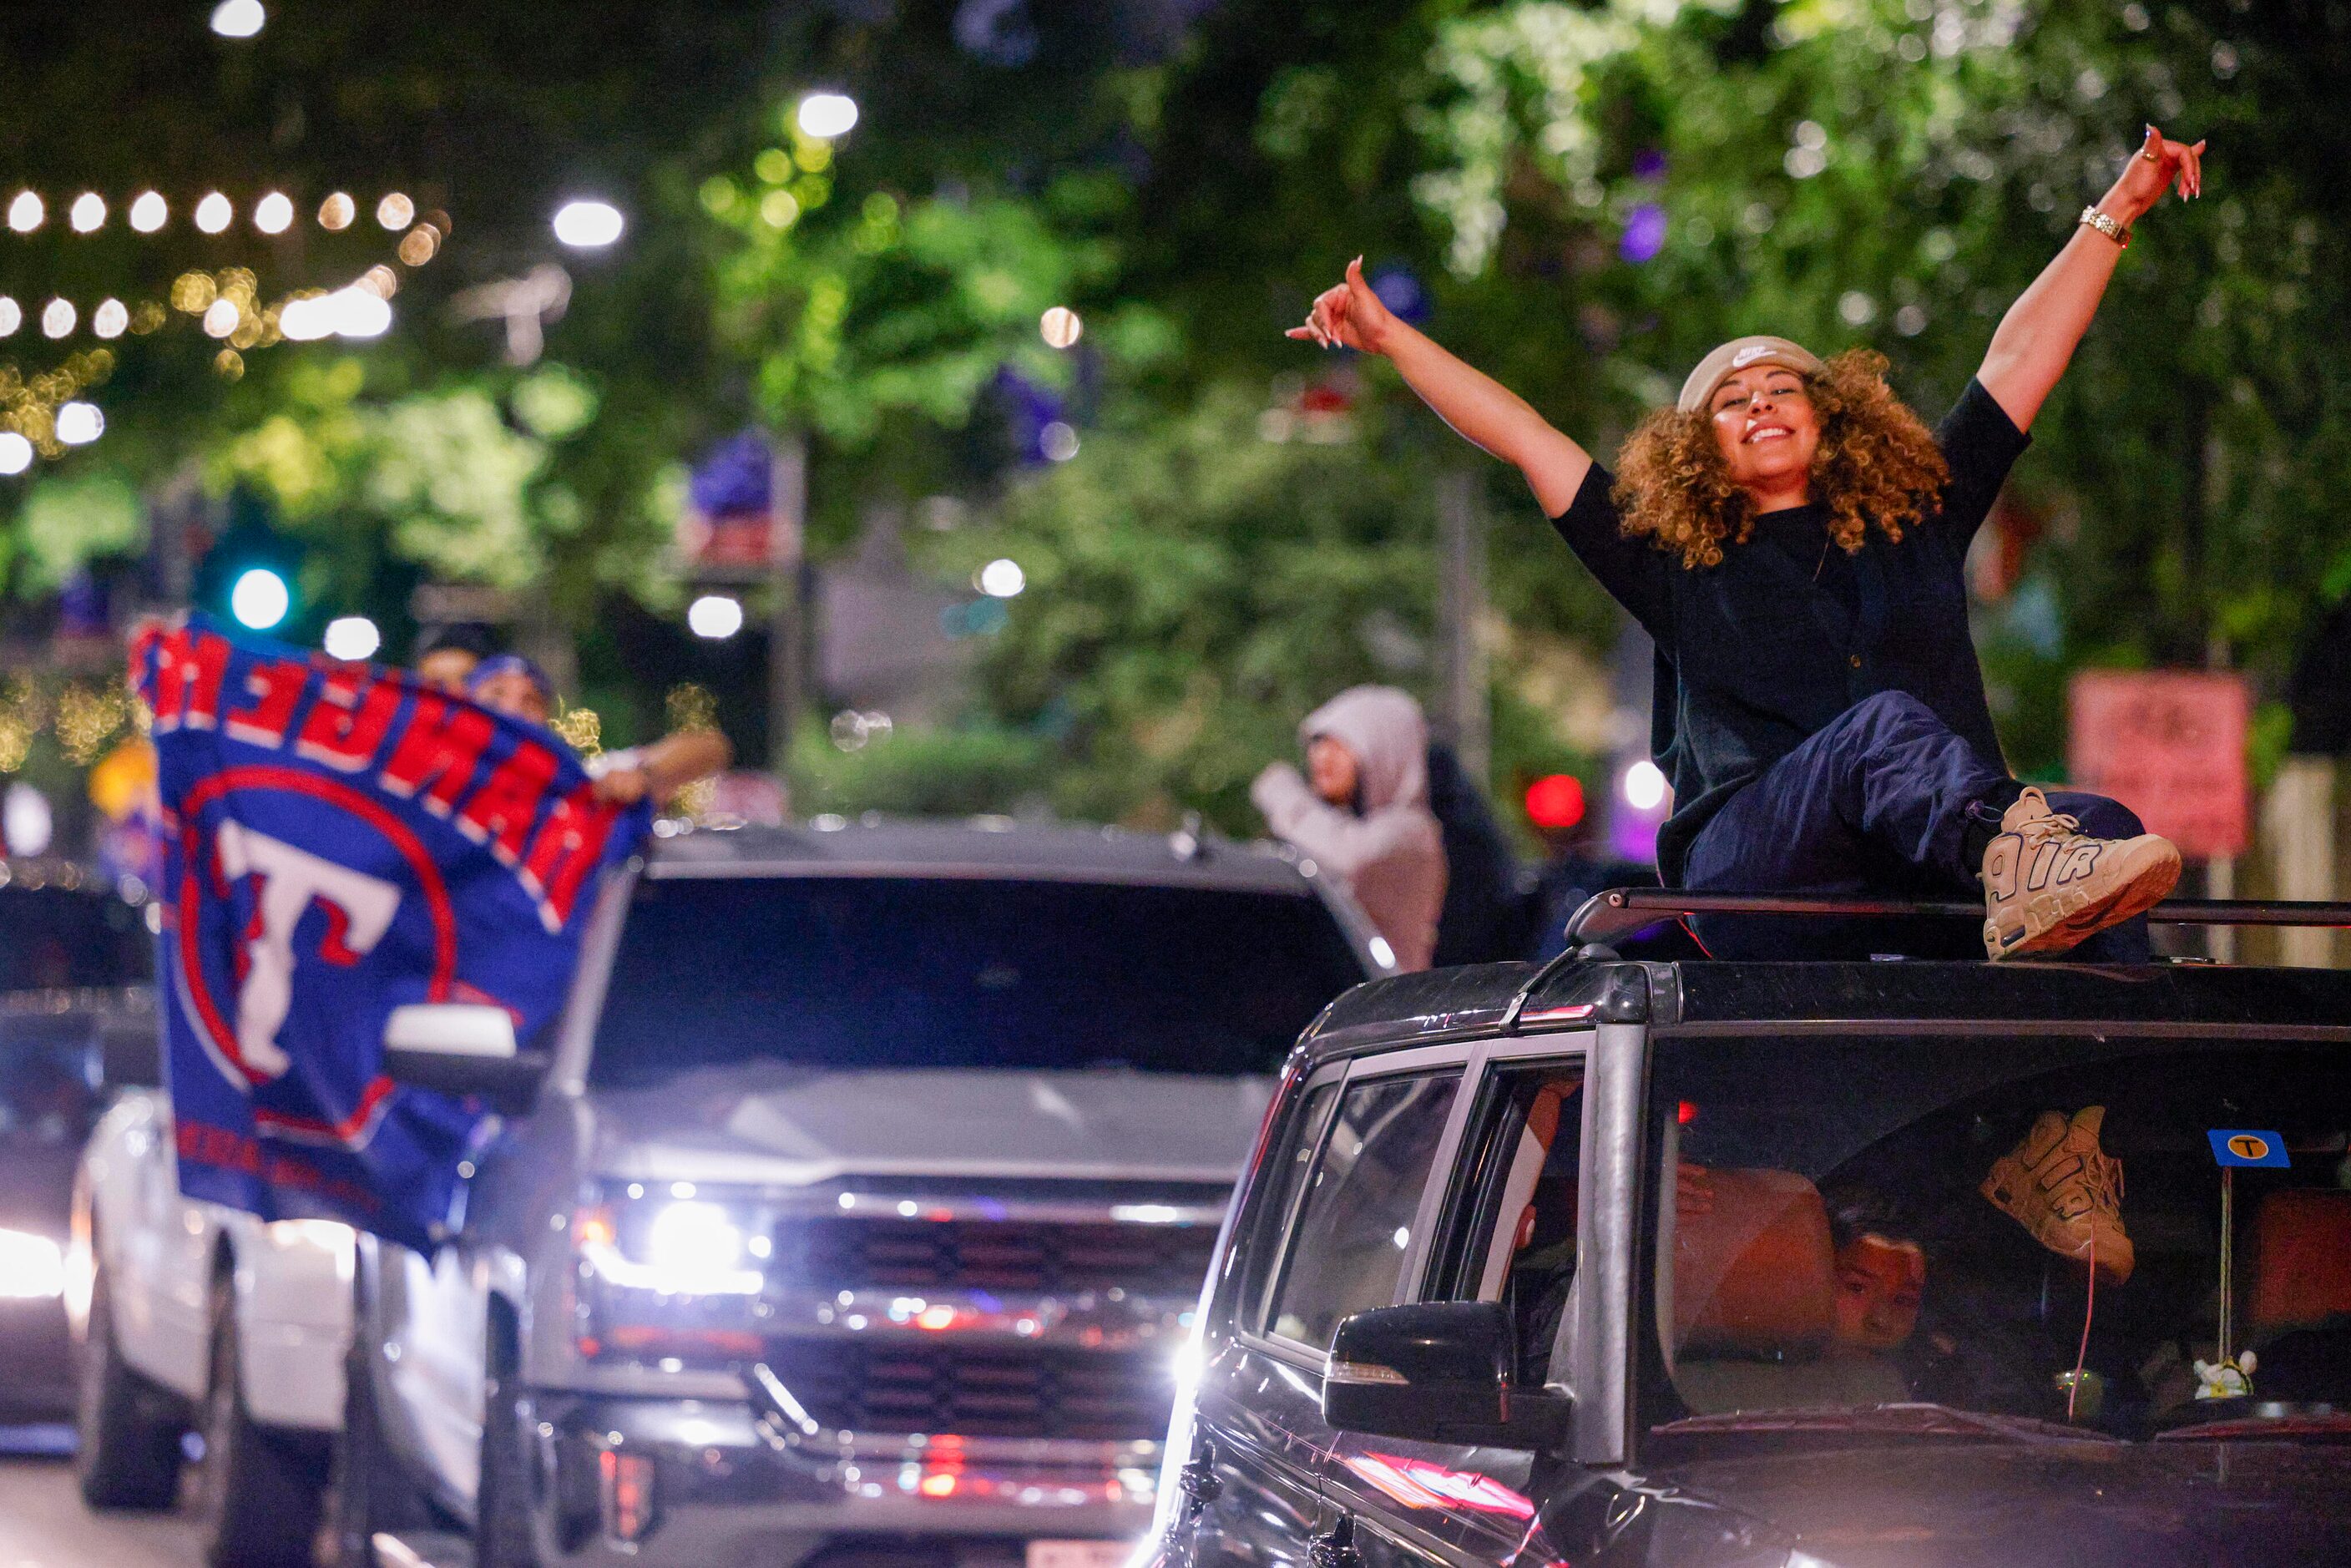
[{"xmin": 0, "ymin": 192, "xmax": 451, "ymax": 462}]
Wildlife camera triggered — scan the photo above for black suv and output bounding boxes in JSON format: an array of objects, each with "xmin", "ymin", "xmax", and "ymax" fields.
[{"xmin": 1149, "ymin": 905, "xmax": 2351, "ymax": 1568}]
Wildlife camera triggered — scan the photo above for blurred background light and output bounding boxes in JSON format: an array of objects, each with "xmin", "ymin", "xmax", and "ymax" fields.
[
  {"xmin": 322, "ymin": 616, "xmax": 381, "ymax": 661},
  {"xmin": 210, "ymin": 0, "xmax": 265, "ymax": 38},
  {"xmin": 317, "ymin": 192, "xmax": 355, "ymax": 230},
  {"xmin": 0, "ymin": 298, "xmax": 20, "ymax": 336},
  {"xmin": 796, "ymin": 92, "xmax": 860, "ymax": 139},
  {"xmin": 55, "ymin": 402, "xmax": 104, "ymax": 446},
  {"xmin": 0, "ymin": 433, "xmax": 32, "ymax": 475},
  {"xmin": 977, "ymin": 559, "xmax": 1025, "ymax": 599},
  {"xmin": 688, "ymin": 594, "xmax": 744, "ymax": 640},
  {"xmin": 552, "ymin": 200, "xmax": 624, "ymax": 248},
  {"xmin": 93, "ymin": 299, "xmax": 127, "ymax": 339},
  {"xmin": 3, "ymin": 783, "xmax": 53, "ymax": 859},
  {"xmin": 203, "ymin": 298, "xmax": 240, "ymax": 337},
  {"xmin": 195, "ymin": 193, "xmax": 233, "ymax": 234},
  {"xmin": 376, "ymin": 192, "xmax": 414, "ymax": 230},
  {"xmin": 68, "ymin": 193, "xmax": 105, "ymax": 233},
  {"xmin": 41, "ymin": 299, "xmax": 74, "ymax": 338},
  {"xmin": 230, "ymin": 568, "xmax": 290, "ymax": 630},
  {"xmin": 1523, "ymin": 773, "xmax": 1587, "ymax": 831},
  {"xmin": 1620, "ymin": 759, "xmax": 1667, "ymax": 812},
  {"xmin": 8, "ymin": 192, "xmax": 43, "ymax": 233},
  {"xmin": 1039, "ymin": 421, "xmax": 1079, "ymax": 462},
  {"xmin": 327, "ymin": 286, "xmax": 392, "ymax": 337},
  {"xmin": 253, "ymin": 191, "xmax": 293, "ymax": 234},
  {"xmin": 1039, "ymin": 306, "xmax": 1082, "ymax": 348},
  {"xmin": 129, "ymin": 191, "xmax": 167, "ymax": 232}
]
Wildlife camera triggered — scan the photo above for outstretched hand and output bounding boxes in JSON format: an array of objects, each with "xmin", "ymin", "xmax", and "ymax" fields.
[
  {"xmin": 2104, "ymin": 124, "xmax": 2205, "ymax": 225},
  {"xmin": 1286, "ymin": 256, "xmax": 1398, "ymax": 356}
]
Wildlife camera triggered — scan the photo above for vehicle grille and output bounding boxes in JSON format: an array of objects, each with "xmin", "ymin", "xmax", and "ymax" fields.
[
  {"xmin": 786, "ymin": 1216, "xmax": 1218, "ymax": 1297},
  {"xmin": 764, "ymin": 1340, "xmax": 1173, "ymax": 1441}
]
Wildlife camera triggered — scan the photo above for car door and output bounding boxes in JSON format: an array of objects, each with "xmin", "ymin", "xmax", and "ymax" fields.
[
  {"xmin": 372, "ymin": 1232, "xmax": 489, "ymax": 1512},
  {"xmin": 1174, "ymin": 1047, "xmax": 1470, "ymax": 1568},
  {"xmin": 1313, "ymin": 1039, "xmax": 1608, "ymax": 1568}
]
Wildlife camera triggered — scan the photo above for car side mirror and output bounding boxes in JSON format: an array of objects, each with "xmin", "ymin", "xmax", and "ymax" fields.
[
  {"xmin": 1324, "ymin": 1302, "xmax": 1563, "ymax": 1446},
  {"xmin": 382, "ymin": 1004, "xmax": 546, "ymax": 1116}
]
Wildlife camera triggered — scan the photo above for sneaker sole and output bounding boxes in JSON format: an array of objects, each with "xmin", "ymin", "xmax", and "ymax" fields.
[{"xmin": 1984, "ymin": 837, "xmax": 2182, "ymax": 960}]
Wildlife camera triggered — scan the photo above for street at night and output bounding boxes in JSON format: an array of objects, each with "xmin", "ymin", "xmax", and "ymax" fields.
[{"xmin": 8, "ymin": 2, "xmax": 2351, "ymax": 1566}]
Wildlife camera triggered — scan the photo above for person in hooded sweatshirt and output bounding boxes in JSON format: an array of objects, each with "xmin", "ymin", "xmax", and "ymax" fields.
[{"xmin": 1251, "ymin": 685, "xmax": 1448, "ymax": 971}]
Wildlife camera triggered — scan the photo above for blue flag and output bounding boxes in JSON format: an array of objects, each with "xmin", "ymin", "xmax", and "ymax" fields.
[{"xmin": 131, "ymin": 615, "xmax": 649, "ymax": 1247}]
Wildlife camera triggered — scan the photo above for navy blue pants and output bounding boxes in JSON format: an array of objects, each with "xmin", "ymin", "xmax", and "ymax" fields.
[{"xmin": 1681, "ymin": 691, "xmax": 2151, "ymax": 961}]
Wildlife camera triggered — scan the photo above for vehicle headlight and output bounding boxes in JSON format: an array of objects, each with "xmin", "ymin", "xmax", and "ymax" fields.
[
  {"xmin": 574, "ymin": 1189, "xmax": 771, "ymax": 1369},
  {"xmin": 576, "ymin": 1191, "xmax": 767, "ymax": 1298},
  {"xmin": 0, "ymin": 1228, "xmax": 66, "ymax": 1300}
]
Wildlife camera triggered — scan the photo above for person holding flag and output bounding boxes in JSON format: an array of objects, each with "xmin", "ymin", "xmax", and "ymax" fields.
[{"xmin": 1292, "ymin": 124, "xmax": 2207, "ymax": 962}]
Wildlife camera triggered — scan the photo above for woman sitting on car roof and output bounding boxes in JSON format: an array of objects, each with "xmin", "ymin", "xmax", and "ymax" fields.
[{"xmin": 1292, "ymin": 125, "xmax": 2207, "ymax": 962}]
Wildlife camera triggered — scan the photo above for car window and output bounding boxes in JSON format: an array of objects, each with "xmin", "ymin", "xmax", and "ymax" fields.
[
  {"xmin": 1233, "ymin": 1078, "xmax": 1343, "ymax": 1323},
  {"xmin": 590, "ymin": 876, "xmax": 1368, "ymax": 1086},
  {"xmin": 1265, "ymin": 1070, "xmax": 1460, "ymax": 1352},
  {"xmin": 1646, "ymin": 1035, "xmax": 2351, "ymax": 1442},
  {"xmin": 1429, "ymin": 1060, "xmax": 1585, "ymax": 1388}
]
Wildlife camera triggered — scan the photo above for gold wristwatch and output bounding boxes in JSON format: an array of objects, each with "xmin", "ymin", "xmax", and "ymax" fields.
[{"xmin": 2078, "ymin": 206, "xmax": 2130, "ymax": 249}]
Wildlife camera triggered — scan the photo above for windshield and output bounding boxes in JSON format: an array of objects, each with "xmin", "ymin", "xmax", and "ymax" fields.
[
  {"xmin": 589, "ymin": 874, "xmax": 1367, "ymax": 1088},
  {"xmin": 1646, "ymin": 1034, "xmax": 2351, "ymax": 1444},
  {"xmin": 0, "ymin": 888, "xmax": 151, "ymax": 992}
]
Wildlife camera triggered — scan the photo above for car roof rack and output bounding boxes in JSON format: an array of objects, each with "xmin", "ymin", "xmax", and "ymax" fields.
[
  {"xmin": 1490, "ymin": 888, "xmax": 2351, "ymax": 1034},
  {"xmin": 1562, "ymin": 888, "xmax": 2351, "ymax": 947}
]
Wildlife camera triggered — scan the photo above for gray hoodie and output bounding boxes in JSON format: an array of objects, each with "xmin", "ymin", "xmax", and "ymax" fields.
[{"xmin": 1251, "ymin": 685, "xmax": 1448, "ymax": 972}]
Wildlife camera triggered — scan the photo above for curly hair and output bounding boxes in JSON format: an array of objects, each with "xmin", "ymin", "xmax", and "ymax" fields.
[{"xmin": 1611, "ymin": 349, "xmax": 1951, "ymax": 570}]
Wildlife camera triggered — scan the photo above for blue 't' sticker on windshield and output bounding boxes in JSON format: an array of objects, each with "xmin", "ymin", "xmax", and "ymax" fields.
[{"xmin": 2209, "ymin": 1130, "xmax": 2289, "ymax": 1167}]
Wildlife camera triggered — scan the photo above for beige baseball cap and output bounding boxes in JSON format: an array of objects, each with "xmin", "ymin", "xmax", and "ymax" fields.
[{"xmin": 1676, "ymin": 335, "xmax": 1828, "ymax": 414}]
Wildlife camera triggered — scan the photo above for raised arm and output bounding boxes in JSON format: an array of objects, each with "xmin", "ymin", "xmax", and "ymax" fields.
[
  {"xmin": 1291, "ymin": 258, "xmax": 1593, "ymax": 518},
  {"xmin": 1978, "ymin": 124, "xmax": 2204, "ymax": 432}
]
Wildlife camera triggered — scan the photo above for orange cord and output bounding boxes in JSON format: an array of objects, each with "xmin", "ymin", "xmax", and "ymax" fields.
[{"xmin": 2067, "ymin": 1234, "xmax": 2097, "ymax": 1423}]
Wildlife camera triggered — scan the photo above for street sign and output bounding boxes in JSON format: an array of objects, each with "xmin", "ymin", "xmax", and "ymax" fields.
[{"xmin": 2066, "ymin": 670, "xmax": 2250, "ymax": 859}]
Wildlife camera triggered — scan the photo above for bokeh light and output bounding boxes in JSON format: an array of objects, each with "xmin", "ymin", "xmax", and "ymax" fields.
[
  {"xmin": 55, "ymin": 402, "xmax": 104, "ymax": 446},
  {"xmin": 8, "ymin": 192, "xmax": 43, "ymax": 233},
  {"xmin": 977, "ymin": 559, "xmax": 1026, "ymax": 599},
  {"xmin": 0, "ymin": 298, "xmax": 18, "ymax": 336},
  {"xmin": 688, "ymin": 594, "xmax": 744, "ymax": 640},
  {"xmin": 195, "ymin": 193, "xmax": 233, "ymax": 234},
  {"xmin": 41, "ymin": 299, "xmax": 74, "ymax": 338},
  {"xmin": 552, "ymin": 200, "xmax": 624, "ymax": 247},
  {"xmin": 92, "ymin": 299, "xmax": 128, "ymax": 339},
  {"xmin": 796, "ymin": 92, "xmax": 860, "ymax": 139},
  {"xmin": 1040, "ymin": 306, "xmax": 1083, "ymax": 348},
  {"xmin": 230, "ymin": 568, "xmax": 290, "ymax": 630},
  {"xmin": 129, "ymin": 191, "xmax": 167, "ymax": 232},
  {"xmin": 253, "ymin": 191, "xmax": 294, "ymax": 234},
  {"xmin": 317, "ymin": 192, "xmax": 355, "ymax": 230},
  {"xmin": 0, "ymin": 434, "xmax": 32, "ymax": 476},
  {"xmin": 210, "ymin": 0, "xmax": 265, "ymax": 38},
  {"xmin": 323, "ymin": 616, "xmax": 382, "ymax": 661},
  {"xmin": 68, "ymin": 193, "xmax": 105, "ymax": 233},
  {"xmin": 376, "ymin": 192, "xmax": 414, "ymax": 230},
  {"xmin": 1621, "ymin": 759, "xmax": 1668, "ymax": 812}
]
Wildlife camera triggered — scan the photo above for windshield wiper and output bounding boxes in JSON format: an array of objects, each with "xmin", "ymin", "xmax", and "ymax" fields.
[
  {"xmin": 1654, "ymin": 1402, "xmax": 2116, "ymax": 1445},
  {"xmin": 2159, "ymin": 1409, "xmax": 2351, "ymax": 1443}
]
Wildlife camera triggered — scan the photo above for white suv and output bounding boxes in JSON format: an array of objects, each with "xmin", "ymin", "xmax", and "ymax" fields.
[{"xmin": 73, "ymin": 1079, "xmax": 355, "ymax": 1568}]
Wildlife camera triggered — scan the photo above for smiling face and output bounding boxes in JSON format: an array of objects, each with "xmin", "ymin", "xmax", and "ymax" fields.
[
  {"xmin": 1833, "ymin": 1233, "xmax": 1926, "ymax": 1353},
  {"xmin": 1706, "ymin": 363, "xmax": 1820, "ymax": 506}
]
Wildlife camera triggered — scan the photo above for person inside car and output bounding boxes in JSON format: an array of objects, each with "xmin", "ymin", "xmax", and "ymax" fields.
[{"xmin": 1290, "ymin": 125, "xmax": 2208, "ymax": 962}]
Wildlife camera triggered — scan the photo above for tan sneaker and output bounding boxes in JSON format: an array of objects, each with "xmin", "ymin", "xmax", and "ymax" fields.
[
  {"xmin": 1979, "ymin": 1106, "xmax": 2134, "ymax": 1284},
  {"xmin": 1980, "ymin": 787, "xmax": 2181, "ymax": 960}
]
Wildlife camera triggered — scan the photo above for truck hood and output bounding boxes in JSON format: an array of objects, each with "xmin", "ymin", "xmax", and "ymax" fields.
[
  {"xmin": 584, "ymin": 1065, "xmax": 1274, "ymax": 1189},
  {"xmin": 1641, "ymin": 1439, "xmax": 2351, "ymax": 1566}
]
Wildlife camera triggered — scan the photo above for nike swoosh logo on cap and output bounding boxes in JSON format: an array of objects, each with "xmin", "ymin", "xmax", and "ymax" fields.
[{"xmin": 1732, "ymin": 345, "xmax": 1772, "ymax": 367}]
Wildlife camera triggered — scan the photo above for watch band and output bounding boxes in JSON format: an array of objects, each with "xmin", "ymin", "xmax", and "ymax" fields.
[{"xmin": 2078, "ymin": 206, "xmax": 2130, "ymax": 249}]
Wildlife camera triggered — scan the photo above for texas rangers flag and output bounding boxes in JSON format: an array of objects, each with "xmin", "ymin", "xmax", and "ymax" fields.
[{"xmin": 131, "ymin": 615, "xmax": 649, "ymax": 1247}]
